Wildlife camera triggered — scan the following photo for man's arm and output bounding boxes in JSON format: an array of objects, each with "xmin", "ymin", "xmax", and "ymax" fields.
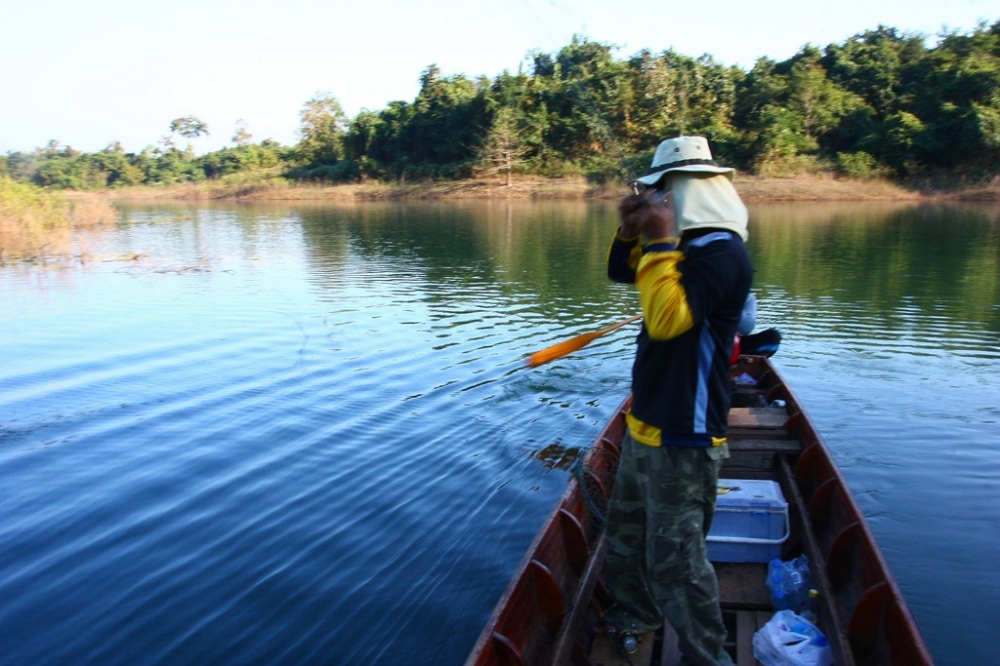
[
  {"xmin": 636, "ymin": 246, "xmax": 694, "ymax": 341},
  {"xmin": 610, "ymin": 191, "xmax": 693, "ymax": 339},
  {"xmin": 607, "ymin": 230, "xmax": 642, "ymax": 284}
]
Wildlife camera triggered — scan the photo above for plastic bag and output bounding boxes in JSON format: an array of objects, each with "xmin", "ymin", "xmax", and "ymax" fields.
[
  {"xmin": 766, "ymin": 555, "xmax": 811, "ymax": 611},
  {"xmin": 752, "ymin": 610, "xmax": 832, "ymax": 666}
]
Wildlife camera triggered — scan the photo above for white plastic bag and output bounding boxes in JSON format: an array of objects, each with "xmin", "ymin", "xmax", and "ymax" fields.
[{"xmin": 752, "ymin": 610, "xmax": 833, "ymax": 666}]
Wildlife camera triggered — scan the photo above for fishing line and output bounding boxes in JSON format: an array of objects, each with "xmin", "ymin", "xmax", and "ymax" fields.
[
  {"xmin": 499, "ymin": 0, "xmax": 642, "ymax": 185},
  {"xmin": 504, "ymin": 0, "xmax": 562, "ymax": 49}
]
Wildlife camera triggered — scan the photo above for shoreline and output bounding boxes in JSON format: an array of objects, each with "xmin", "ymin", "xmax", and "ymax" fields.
[
  {"xmin": 7, "ymin": 174, "xmax": 997, "ymax": 265},
  {"xmin": 94, "ymin": 174, "xmax": 1000, "ymax": 204}
]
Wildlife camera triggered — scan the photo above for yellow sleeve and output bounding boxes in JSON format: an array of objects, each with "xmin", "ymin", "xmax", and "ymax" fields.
[{"xmin": 636, "ymin": 249, "xmax": 695, "ymax": 341}]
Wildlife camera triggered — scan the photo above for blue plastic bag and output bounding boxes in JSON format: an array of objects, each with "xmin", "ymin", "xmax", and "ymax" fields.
[{"xmin": 766, "ymin": 555, "xmax": 811, "ymax": 611}]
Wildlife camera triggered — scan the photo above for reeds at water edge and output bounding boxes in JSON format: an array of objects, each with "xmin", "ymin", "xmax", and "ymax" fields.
[{"xmin": 0, "ymin": 178, "xmax": 117, "ymax": 264}]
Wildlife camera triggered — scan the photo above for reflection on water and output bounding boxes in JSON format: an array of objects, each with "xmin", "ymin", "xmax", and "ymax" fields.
[
  {"xmin": 1, "ymin": 199, "xmax": 998, "ymax": 665},
  {"xmin": 750, "ymin": 201, "xmax": 1000, "ymax": 330}
]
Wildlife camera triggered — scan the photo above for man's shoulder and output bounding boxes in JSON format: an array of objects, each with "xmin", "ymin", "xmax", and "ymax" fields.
[
  {"xmin": 682, "ymin": 230, "xmax": 750, "ymax": 262},
  {"xmin": 684, "ymin": 230, "xmax": 737, "ymax": 249},
  {"xmin": 679, "ymin": 231, "xmax": 754, "ymax": 294}
]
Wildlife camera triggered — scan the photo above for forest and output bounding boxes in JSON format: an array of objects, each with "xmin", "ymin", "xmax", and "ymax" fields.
[{"xmin": 2, "ymin": 20, "xmax": 999, "ymax": 191}]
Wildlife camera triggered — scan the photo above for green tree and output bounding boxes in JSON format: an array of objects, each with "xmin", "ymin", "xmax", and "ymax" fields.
[
  {"xmin": 365, "ymin": 100, "xmax": 414, "ymax": 182},
  {"xmin": 400, "ymin": 65, "xmax": 487, "ymax": 179},
  {"xmin": 345, "ymin": 109, "xmax": 393, "ymax": 181},
  {"xmin": 913, "ymin": 21, "xmax": 1000, "ymax": 171},
  {"xmin": 92, "ymin": 142, "xmax": 144, "ymax": 187},
  {"xmin": 735, "ymin": 49, "xmax": 868, "ymax": 174},
  {"xmin": 885, "ymin": 111, "xmax": 929, "ymax": 171},
  {"xmin": 296, "ymin": 93, "xmax": 347, "ymax": 169},
  {"xmin": 543, "ymin": 37, "xmax": 619, "ymax": 163},
  {"xmin": 169, "ymin": 116, "xmax": 209, "ymax": 141},
  {"xmin": 197, "ymin": 142, "xmax": 284, "ymax": 179},
  {"xmin": 5, "ymin": 24, "xmax": 1000, "ymax": 191},
  {"xmin": 821, "ymin": 26, "xmax": 925, "ymax": 114},
  {"xmin": 785, "ymin": 50, "xmax": 867, "ymax": 141},
  {"xmin": 481, "ymin": 69, "xmax": 550, "ymax": 172},
  {"xmin": 749, "ymin": 104, "xmax": 817, "ymax": 175},
  {"xmin": 623, "ymin": 50, "xmax": 741, "ymax": 157},
  {"xmin": 525, "ymin": 37, "xmax": 639, "ymax": 181}
]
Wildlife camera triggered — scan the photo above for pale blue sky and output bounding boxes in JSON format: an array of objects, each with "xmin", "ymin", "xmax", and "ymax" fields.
[{"xmin": 2, "ymin": 0, "xmax": 997, "ymax": 154}]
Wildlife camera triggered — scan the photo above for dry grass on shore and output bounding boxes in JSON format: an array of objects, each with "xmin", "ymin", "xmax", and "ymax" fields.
[
  {"xmin": 731, "ymin": 174, "xmax": 925, "ymax": 202},
  {"xmin": 109, "ymin": 175, "xmax": 602, "ymax": 201},
  {"xmin": 103, "ymin": 172, "xmax": 998, "ymax": 204},
  {"xmin": 0, "ymin": 181, "xmax": 118, "ymax": 264}
]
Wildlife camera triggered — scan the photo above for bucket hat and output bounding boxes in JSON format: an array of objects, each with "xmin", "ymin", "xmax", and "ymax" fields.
[{"xmin": 633, "ymin": 136, "xmax": 734, "ymax": 188}]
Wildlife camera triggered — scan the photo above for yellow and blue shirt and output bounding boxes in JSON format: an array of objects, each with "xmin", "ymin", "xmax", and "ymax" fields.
[{"xmin": 607, "ymin": 227, "xmax": 753, "ymax": 447}]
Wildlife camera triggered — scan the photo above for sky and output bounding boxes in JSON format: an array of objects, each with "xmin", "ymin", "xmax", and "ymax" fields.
[{"xmin": 2, "ymin": 0, "xmax": 998, "ymax": 155}]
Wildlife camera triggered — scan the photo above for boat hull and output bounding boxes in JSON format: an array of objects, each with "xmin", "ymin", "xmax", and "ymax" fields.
[{"xmin": 465, "ymin": 356, "xmax": 933, "ymax": 666}]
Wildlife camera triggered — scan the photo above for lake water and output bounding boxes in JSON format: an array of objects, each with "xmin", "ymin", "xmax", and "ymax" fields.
[{"xmin": 1, "ymin": 199, "xmax": 997, "ymax": 665}]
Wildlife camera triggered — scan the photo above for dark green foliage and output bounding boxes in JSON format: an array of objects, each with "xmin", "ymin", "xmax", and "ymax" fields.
[
  {"xmin": 3, "ymin": 139, "xmax": 291, "ymax": 190},
  {"xmin": 197, "ymin": 142, "xmax": 286, "ymax": 179},
  {"xmin": 835, "ymin": 150, "xmax": 893, "ymax": 179},
  {"xmin": 403, "ymin": 66, "xmax": 487, "ymax": 177},
  {"xmin": 821, "ymin": 27, "xmax": 924, "ymax": 114},
  {"xmin": 5, "ymin": 141, "xmax": 140, "ymax": 189},
  {"xmin": 5, "ymin": 20, "xmax": 1000, "ymax": 190}
]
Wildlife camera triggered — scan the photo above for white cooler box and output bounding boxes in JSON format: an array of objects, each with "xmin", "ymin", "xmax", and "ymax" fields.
[{"xmin": 707, "ymin": 479, "xmax": 789, "ymax": 563}]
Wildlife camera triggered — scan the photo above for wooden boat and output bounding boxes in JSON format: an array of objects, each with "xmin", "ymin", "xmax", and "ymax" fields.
[{"xmin": 465, "ymin": 356, "xmax": 934, "ymax": 666}]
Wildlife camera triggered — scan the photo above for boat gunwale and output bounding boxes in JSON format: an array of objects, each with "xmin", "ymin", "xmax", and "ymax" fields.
[
  {"xmin": 755, "ymin": 358, "xmax": 934, "ymax": 665},
  {"xmin": 464, "ymin": 396, "xmax": 630, "ymax": 666}
]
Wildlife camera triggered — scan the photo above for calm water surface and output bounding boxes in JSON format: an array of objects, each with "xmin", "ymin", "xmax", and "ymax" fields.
[{"xmin": 1, "ymin": 199, "xmax": 998, "ymax": 665}]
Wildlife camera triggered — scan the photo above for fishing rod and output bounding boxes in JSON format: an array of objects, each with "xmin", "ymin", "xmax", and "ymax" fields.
[
  {"xmin": 526, "ymin": 313, "xmax": 643, "ymax": 367},
  {"xmin": 501, "ymin": 4, "xmax": 653, "ymax": 368},
  {"xmin": 517, "ymin": 69, "xmax": 644, "ymax": 368}
]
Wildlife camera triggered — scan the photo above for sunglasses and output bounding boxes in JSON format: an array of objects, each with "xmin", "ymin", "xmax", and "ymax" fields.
[
  {"xmin": 630, "ymin": 181, "xmax": 671, "ymax": 206},
  {"xmin": 631, "ymin": 180, "xmax": 671, "ymax": 196}
]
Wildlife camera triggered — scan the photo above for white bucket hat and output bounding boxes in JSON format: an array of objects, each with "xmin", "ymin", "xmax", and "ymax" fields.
[{"xmin": 633, "ymin": 135, "xmax": 734, "ymax": 188}]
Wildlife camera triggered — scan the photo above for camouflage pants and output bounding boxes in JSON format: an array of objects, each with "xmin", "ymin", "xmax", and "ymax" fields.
[{"xmin": 603, "ymin": 431, "xmax": 733, "ymax": 666}]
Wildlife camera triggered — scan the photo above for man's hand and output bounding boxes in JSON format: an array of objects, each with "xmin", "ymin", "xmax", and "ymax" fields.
[
  {"xmin": 618, "ymin": 194, "xmax": 646, "ymax": 237},
  {"xmin": 618, "ymin": 190, "xmax": 675, "ymax": 240}
]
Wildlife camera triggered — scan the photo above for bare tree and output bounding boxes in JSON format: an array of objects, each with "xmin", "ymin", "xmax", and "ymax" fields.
[
  {"xmin": 232, "ymin": 119, "xmax": 252, "ymax": 146},
  {"xmin": 479, "ymin": 107, "xmax": 532, "ymax": 188}
]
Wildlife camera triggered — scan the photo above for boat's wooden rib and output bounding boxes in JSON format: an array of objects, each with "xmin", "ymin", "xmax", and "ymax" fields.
[{"xmin": 465, "ymin": 356, "xmax": 934, "ymax": 666}]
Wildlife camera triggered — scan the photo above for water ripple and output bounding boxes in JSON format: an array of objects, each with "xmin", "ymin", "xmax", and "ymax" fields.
[{"xmin": 2, "ymin": 202, "xmax": 998, "ymax": 665}]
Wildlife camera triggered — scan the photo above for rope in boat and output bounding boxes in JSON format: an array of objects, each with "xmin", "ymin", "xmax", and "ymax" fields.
[{"xmin": 571, "ymin": 443, "xmax": 619, "ymax": 527}]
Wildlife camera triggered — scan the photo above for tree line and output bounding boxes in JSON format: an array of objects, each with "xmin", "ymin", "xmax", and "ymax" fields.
[{"xmin": 2, "ymin": 20, "xmax": 998, "ymax": 191}]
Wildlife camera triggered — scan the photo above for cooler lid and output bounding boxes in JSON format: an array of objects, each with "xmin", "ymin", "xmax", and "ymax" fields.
[{"xmin": 715, "ymin": 478, "xmax": 787, "ymax": 511}]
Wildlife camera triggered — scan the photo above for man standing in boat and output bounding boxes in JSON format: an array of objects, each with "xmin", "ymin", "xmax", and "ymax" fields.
[{"xmin": 603, "ymin": 135, "xmax": 752, "ymax": 665}]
